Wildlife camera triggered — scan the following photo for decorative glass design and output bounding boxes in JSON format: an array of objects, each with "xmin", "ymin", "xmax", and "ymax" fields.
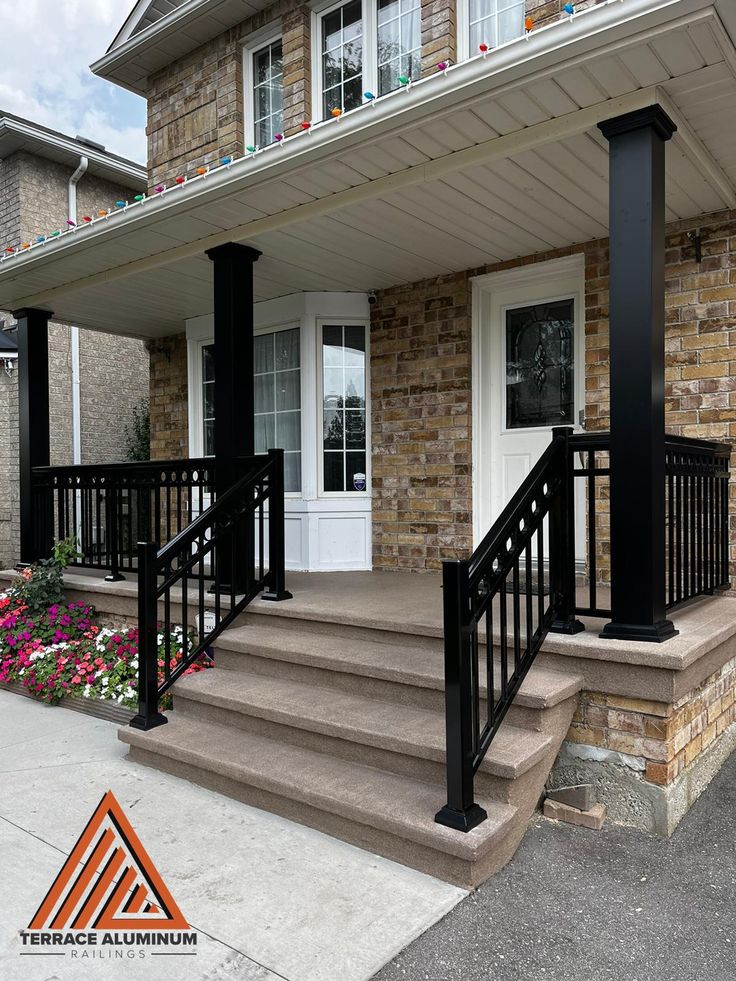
[
  {"xmin": 322, "ymin": 0, "xmax": 363, "ymax": 117},
  {"xmin": 505, "ymin": 298, "xmax": 575, "ymax": 430},
  {"xmin": 253, "ymin": 39, "xmax": 283, "ymax": 147},
  {"xmin": 469, "ymin": 0, "xmax": 524, "ymax": 51},
  {"xmin": 322, "ymin": 324, "xmax": 367, "ymax": 492},
  {"xmin": 377, "ymin": 0, "xmax": 421, "ymax": 96}
]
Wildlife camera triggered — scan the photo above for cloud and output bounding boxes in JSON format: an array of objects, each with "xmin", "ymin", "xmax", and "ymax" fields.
[{"xmin": 0, "ymin": 1, "xmax": 147, "ymax": 163}]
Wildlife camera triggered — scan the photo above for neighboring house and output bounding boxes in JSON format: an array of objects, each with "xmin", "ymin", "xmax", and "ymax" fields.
[
  {"xmin": 1, "ymin": 0, "xmax": 736, "ymax": 887},
  {"xmin": 0, "ymin": 113, "xmax": 150, "ymax": 568}
]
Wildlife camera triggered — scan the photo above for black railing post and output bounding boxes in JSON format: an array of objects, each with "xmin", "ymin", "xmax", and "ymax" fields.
[
  {"xmin": 435, "ymin": 559, "xmax": 488, "ymax": 832},
  {"xmin": 104, "ymin": 487, "xmax": 125, "ymax": 583},
  {"xmin": 129, "ymin": 541, "xmax": 168, "ymax": 731},
  {"xmin": 16, "ymin": 307, "xmax": 53, "ymax": 564},
  {"xmin": 550, "ymin": 427, "xmax": 585, "ymax": 635},
  {"xmin": 262, "ymin": 448, "xmax": 293, "ymax": 602}
]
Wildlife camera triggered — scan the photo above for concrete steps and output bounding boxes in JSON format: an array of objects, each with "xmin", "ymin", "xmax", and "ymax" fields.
[{"xmin": 119, "ymin": 607, "xmax": 582, "ymax": 889}]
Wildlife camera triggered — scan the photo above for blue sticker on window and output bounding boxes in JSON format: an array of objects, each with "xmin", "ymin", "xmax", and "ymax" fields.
[{"xmin": 353, "ymin": 472, "xmax": 366, "ymax": 492}]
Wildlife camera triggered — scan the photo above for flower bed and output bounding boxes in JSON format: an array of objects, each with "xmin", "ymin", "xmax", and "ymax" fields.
[{"xmin": 0, "ymin": 550, "xmax": 211, "ymax": 717}]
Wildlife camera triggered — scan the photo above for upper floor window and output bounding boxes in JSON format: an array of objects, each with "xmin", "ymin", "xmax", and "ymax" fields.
[
  {"xmin": 251, "ymin": 38, "xmax": 283, "ymax": 147},
  {"xmin": 377, "ymin": 0, "xmax": 420, "ymax": 97},
  {"xmin": 322, "ymin": 0, "xmax": 364, "ymax": 118},
  {"xmin": 316, "ymin": 0, "xmax": 421, "ymax": 119},
  {"xmin": 468, "ymin": 0, "xmax": 524, "ymax": 53}
]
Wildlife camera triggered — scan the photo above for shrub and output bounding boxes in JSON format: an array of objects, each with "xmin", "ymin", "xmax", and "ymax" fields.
[{"xmin": 123, "ymin": 398, "xmax": 151, "ymax": 462}]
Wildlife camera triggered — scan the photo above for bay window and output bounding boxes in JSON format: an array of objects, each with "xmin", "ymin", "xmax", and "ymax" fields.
[
  {"xmin": 254, "ymin": 328, "xmax": 302, "ymax": 492},
  {"xmin": 322, "ymin": 324, "xmax": 367, "ymax": 494}
]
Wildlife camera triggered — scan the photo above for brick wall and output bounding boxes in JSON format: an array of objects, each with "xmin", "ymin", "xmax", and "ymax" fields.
[
  {"xmin": 421, "ymin": 0, "xmax": 456, "ymax": 77},
  {"xmin": 0, "ymin": 373, "xmax": 18, "ymax": 569},
  {"xmin": 149, "ymin": 335, "xmax": 189, "ymax": 460},
  {"xmin": 0, "ymin": 155, "xmax": 21, "ymax": 249}
]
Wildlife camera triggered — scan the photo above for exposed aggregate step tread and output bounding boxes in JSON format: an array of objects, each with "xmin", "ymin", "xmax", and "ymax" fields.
[
  {"xmin": 119, "ymin": 715, "xmax": 516, "ymax": 862},
  {"xmin": 173, "ymin": 668, "xmax": 553, "ymax": 778}
]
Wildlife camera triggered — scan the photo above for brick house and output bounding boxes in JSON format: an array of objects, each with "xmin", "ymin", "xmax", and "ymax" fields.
[
  {"xmin": 0, "ymin": 113, "xmax": 150, "ymax": 568},
  {"xmin": 2, "ymin": 0, "xmax": 736, "ymax": 886}
]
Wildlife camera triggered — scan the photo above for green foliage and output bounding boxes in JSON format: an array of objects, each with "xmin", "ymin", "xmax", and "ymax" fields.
[
  {"xmin": 123, "ymin": 398, "xmax": 151, "ymax": 462},
  {"xmin": 11, "ymin": 536, "xmax": 80, "ymax": 615}
]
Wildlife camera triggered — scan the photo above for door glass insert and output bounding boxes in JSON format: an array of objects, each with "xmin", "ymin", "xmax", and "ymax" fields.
[{"xmin": 505, "ymin": 298, "xmax": 574, "ymax": 430}]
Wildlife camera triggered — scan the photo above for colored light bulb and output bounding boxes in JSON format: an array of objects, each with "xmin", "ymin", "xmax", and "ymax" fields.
[
  {"xmin": 479, "ymin": 43, "xmax": 488, "ymax": 52},
  {"xmin": 525, "ymin": 16, "xmax": 533, "ymax": 30},
  {"xmin": 134, "ymin": 194, "xmax": 145, "ymax": 202},
  {"xmin": 115, "ymin": 200, "xmax": 126, "ymax": 207},
  {"xmin": 437, "ymin": 61, "xmax": 448, "ymax": 71},
  {"xmin": 300, "ymin": 121, "xmax": 311, "ymax": 130},
  {"xmin": 331, "ymin": 107, "xmax": 342, "ymax": 118},
  {"xmin": 196, "ymin": 166, "xmax": 207, "ymax": 175},
  {"xmin": 274, "ymin": 133, "xmax": 283, "ymax": 142},
  {"xmin": 398, "ymin": 74, "xmax": 410, "ymax": 85},
  {"xmin": 36, "ymin": 236, "xmax": 45, "ymax": 243},
  {"xmin": 364, "ymin": 92, "xmax": 375, "ymax": 101},
  {"xmin": 21, "ymin": 242, "xmax": 30, "ymax": 249},
  {"xmin": 175, "ymin": 177, "xmax": 185, "ymax": 185},
  {"xmin": 66, "ymin": 219, "xmax": 76, "ymax": 227},
  {"xmin": 82, "ymin": 216, "xmax": 92, "ymax": 223},
  {"xmin": 221, "ymin": 156, "xmax": 232, "ymax": 165},
  {"xmin": 154, "ymin": 185, "xmax": 165, "ymax": 193},
  {"xmin": 246, "ymin": 145, "xmax": 256, "ymax": 153},
  {"xmin": 564, "ymin": 2, "xmax": 574, "ymax": 12},
  {"xmin": 51, "ymin": 230, "xmax": 61, "ymax": 237},
  {"xmin": 4, "ymin": 247, "xmax": 13, "ymax": 254}
]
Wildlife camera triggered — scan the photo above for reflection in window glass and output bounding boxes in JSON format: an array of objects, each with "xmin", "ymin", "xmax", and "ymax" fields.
[
  {"xmin": 322, "ymin": 324, "xmax": 367, "ymax": 492},
  {"xmin": 469, "ymin": 0, "xmax": 524, "ymax": 51},
  {"xmin": 322, "ymin": 0, "xmax": 363, "ymax": 118},
  {"xmin": 377, "ymin": 0, "xmax": 421, "ymax": 96},
  {"xmin": 253, "ymin": 39, "xmax": 283, "ymax": 147},
  {"xmin": 505, "ymin": 299, "xmax": 574, "ymax": 430}
]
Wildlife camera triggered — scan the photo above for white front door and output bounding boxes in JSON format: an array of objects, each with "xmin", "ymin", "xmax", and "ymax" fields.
[{"xmin": 473, "ymin": 255, "xmax": 586, "ymax": 554}]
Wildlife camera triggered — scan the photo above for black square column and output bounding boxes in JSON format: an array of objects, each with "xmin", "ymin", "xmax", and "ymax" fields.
[
  {"xmin": 205, "ymin": 243, "xmax": 261, "ymax": 495},
  {"xmin": 15, "ymin": 307, "xmax": 53, "ymax": 564},
  {"xmin": 598, "ymin": 105, "xmax": 677, "ymax": 643}
]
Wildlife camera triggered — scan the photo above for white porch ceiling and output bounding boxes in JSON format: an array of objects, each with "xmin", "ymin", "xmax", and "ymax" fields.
[{"xmin": 3, "ymin": 0, "xmax": 736, "ymax": 338}]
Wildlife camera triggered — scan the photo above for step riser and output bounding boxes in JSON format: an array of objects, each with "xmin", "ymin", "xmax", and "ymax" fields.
[
  {"xmin": 212, "ymin": 648, "xmax": 547, "ymax": 731},
  {"xmin": 241, "ymin": 610, "xmax": 445, "ymax": 652},
  {"xmin": 171, "ymin": 696, "xmax": 540, "ymax": 805},
  {"xmin": 126, "ymin": 744, "xmax": 514, "ymax": 889}
]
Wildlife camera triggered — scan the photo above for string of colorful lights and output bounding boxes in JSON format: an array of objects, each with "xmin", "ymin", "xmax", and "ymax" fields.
[{"xmin": 1, "ymin": 4, "xmax": 581, "ymax": 262}]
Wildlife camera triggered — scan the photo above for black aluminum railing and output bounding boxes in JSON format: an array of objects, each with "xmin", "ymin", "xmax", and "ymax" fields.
[
  {"xmin": 437, "ymin": 428, "xmax": 731, "ymax": 832},
  {"xmin": 30, "ymin": 459, "xmax": 215, "ymax": 580},
  {"xmin": 130, "ymin": 448, "xmax": 291, "ymax": 731}
]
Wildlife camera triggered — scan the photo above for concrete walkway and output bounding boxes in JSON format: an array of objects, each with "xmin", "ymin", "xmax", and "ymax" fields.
[
  {"xmin": 0, "ymin": 690, "xmax": 465, "ymax": 981},
  {"xmin": 376, "ymin": 750, "xmax": 736, "ymax": 981}
]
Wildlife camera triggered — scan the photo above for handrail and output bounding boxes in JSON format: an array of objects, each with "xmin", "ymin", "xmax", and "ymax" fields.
[
  {"xmin": 435, "ymin": 427, "xmax": 580, "ymax": 833},
  {"xmin": 130, "ymin": 448, "xmax": 291, "ymax": 731}
]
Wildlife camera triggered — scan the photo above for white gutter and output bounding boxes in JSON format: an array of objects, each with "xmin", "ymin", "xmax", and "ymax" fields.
[{"xmin": 68, "ymin": 157, "xmax": 88, "ymax": 467}]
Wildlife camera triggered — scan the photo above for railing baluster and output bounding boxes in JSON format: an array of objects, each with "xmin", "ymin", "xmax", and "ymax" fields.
[{"xmin": 129, "ymin": 542, "xmax": 167, "ymax": 732}]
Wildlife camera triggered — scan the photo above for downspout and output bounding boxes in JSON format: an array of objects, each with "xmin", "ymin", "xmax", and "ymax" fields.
[{"xmin": 68, "ymin": 156, "xmax": 88, "ymax": 465}]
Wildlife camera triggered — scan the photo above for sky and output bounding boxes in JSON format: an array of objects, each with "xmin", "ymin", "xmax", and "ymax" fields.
[{"xmin": 0, "ymin": 1, "xmax": 147, "ymax": 163}]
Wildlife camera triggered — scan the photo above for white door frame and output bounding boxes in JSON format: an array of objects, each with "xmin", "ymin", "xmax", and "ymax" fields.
[{"xmin": 471, "ymin": 253, "xmax": 586, "ymax": 548}]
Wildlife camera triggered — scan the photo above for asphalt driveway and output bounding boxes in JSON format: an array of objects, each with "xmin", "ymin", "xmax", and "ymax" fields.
[{"xmin": 375, "ymin": 752, "xmax": 736, "ymax": 981}]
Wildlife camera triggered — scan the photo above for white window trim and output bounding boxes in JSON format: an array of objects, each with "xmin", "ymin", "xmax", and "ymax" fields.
[
  {"xmin": 242, "ymin": 26, "xmax": 284, "ymax": 150},
  {"xmin": 316, "ymin": 316, "xmax": 372, "ymax": 500},
  {"xmin": 311, "ymin": 0, "xmax": 377, "ymax": 123}
]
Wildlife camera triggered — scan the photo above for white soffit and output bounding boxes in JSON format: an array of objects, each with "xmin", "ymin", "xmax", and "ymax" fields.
[{"xmin": 2, "ymin": 0, "xmax": 735, "ymax": 338}]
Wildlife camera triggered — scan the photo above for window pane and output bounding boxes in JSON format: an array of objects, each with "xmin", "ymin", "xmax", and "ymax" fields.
[
  {"xmin": 343, "ymin": 0, "xmax": 362, "ymax": 37},
  {"xmin": 345, "ymin": 410, "xmax": 366, "ymax": 448},
  {"xmin": 324, "ymin": 409, "xmax": 344, "ymax": 449},
  {"xmin": 202, "ymin": 344, "xmax": 215, "ymax": 381},
  {"xmin": 276, "ymin": 369, "xmax": 300, "ymax": 411},
  {"xmin": 252, "ymin": 40, "xmax": 283, "ymax": 146},
  {"xmin": 255, "ymin": 373, "xmax": 274, "ymax": 413},
  {"xmin": 277, "ymin": 411, "xmax": 301, "ymax": 451},
  {"xmin": 346, "ymin": 452, "xmax": 367, "ymax": 491},
  {"xmin": 203, "ymin": 383, "xmax": 215, "ymax": 420},
  {"xmin": 255, "ymin": 334, "xmax": 273, "ymax": 373},
  {"xmin": 324, "ymin": 452, "xmax": 345, "ymax": 492},
  {"xmin": 323, "ymin": 9, "xmax": 343, "ymax": 51},
  {"xmin": 324, "ymin": 367, "xmax": 345, "ymax": 405},
  {"xmin": 204, "ymin": 420, "xmax": 215, "ymax": 457},
  {"xmin": 275, "ymin": 328, "xmax": 299, "ymax": 369},
  {"xmin": 284, "ymin": 452, "xmax": 301, "ymax": 493},
  {"xmin": 255, "ymin": 414, "xmax": 275, "ymax": 453},
  {"xmin": 498, "ymin": 2, "xmax": 524, "ymax": 43},
  {"xmin": 324, "ymin": 51, "xmax": 342, "ymax": 90},
  {"xmin": 378, "ymin": 0, "xmax": 399, "ymax": 26}
]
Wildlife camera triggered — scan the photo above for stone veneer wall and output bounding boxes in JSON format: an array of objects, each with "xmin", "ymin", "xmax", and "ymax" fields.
[{"xmin": 149, "ymin": 335, "xmax": 190, "ymax": 461}]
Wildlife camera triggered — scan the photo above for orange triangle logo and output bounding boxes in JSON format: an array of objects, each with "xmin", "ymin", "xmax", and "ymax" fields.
[{"xmin": 29, "ymin": 790, "xmax": 189, "ymax": 931}]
